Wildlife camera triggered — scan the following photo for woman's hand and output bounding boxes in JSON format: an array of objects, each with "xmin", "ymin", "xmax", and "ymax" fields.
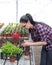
[{"xmin": 21, "ymin": 41, "xmax": 32, "ymax": 47}]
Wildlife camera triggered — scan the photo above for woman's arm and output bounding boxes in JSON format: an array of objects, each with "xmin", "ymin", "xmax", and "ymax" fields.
[
  {"xmin": 21, "ymin": 41, "xmax": 47, "ymax": 46},
  {"xmin": 30, "ymin": 41, "xmax": 47, "ymax": 46}
]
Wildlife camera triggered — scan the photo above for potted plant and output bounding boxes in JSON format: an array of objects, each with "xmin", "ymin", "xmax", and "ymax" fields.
[{"xmin": 1, "ymin": 41, "xmax": 23, "ymax": 62}]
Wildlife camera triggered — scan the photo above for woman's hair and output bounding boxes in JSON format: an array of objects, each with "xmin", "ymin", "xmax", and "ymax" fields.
[
  {"xmin": 20, "ymin": 15, "xmax": 29, "ymax": 23},
  {"xmin": 20, "ymin": 13, "xmax": 35, "ymax": 25}
]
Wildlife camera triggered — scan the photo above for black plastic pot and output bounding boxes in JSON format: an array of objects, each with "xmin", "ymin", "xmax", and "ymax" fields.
[
  {"xmin": 16, "ymin": 54, "xmax": 22, "ymax": 61},
  {"xmin": 0, "ymin": 52, "xmax": 23, "ymax": 61},
  {"xmin": 0, "ymin": 52, "xmax": 3, "ymax": 59}
]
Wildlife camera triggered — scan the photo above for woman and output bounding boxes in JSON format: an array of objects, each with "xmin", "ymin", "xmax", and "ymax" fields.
[{"xmin": 20, "ymin": 13, "xmax": 52, "ymax": 65}]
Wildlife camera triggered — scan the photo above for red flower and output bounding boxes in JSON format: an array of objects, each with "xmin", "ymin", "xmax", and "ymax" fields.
[{"xmin": 12, "ymin": 33, "xmax": 20, "ymax": 39}]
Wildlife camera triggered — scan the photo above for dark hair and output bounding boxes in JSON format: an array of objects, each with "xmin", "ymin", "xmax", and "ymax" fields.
[
  {"xmin": 20, "ymin": 15, "xmax": 29, "ymax": 23},
  {"xmin": 20, "ymin": 13, "xmax": 35, "ymax": 25}
]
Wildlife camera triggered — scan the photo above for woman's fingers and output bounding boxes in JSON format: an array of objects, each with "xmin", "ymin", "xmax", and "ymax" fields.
[{"xmin": 21, "ymin": 42, "xmax": 30, "ymax": 46}]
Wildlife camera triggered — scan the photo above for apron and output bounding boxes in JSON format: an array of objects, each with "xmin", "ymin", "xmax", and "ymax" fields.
[{"xmin": 40, "ymin": 45, "xmax": 52, "ymax": 65}]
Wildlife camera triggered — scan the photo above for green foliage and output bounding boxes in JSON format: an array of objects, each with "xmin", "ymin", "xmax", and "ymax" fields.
[
  {"xmin": 2, "ymin": 23, "xmax": 29, "ymax": 34},
  {"xmin": 1, "ymin": 41, "xmax": 23, "ymax": 56}
]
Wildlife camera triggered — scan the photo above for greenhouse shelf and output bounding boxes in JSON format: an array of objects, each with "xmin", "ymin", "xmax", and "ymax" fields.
[{"xmin": 0, "ymin": 23, "xmax": 35, "ymax": 65}]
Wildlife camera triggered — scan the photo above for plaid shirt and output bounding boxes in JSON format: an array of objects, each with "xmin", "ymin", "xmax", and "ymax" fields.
[{"xmin": 30, "ymin": 22, "xmax": 52, "ymax": 50}]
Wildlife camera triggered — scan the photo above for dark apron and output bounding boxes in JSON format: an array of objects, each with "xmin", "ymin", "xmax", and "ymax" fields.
[{"xmin": 40, "ymin": 45, "xmax": 52, "ymax": 65}]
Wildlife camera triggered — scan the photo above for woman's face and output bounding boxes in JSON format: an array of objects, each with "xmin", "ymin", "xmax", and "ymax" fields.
[{"xmin": 20, "ymin": 21, "xmax": 32, "ymax": 29}]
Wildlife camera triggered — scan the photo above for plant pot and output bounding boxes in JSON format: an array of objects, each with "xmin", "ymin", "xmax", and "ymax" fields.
[
  {"xmin": 24, "ymin": 51, "xmax": 30, "ymax": 56},
  {"xmin": 16, "ymin": 54, "xmax": 22, "ymax": 61},
  {"xmin": 10, "ymin": 57, "xmax": 15, "ymax": 62},
  {"xmin": 0, "ymin": 52, "xmax": 3, "ymax": 59},
  {"xmin": 24, "ymin": 46, "xmax": 30, "ymax": 56}
]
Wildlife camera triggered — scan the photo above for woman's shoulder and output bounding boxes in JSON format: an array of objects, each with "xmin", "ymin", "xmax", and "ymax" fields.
[{"xmin": 34, "ymin": 21, "xmax": 52, "ymax": 28}]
